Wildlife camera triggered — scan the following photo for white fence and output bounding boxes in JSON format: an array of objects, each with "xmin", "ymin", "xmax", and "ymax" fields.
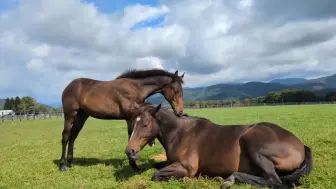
[{"xmin": 1, "ymin": 112, "xmax": 64, "ymax": 122}]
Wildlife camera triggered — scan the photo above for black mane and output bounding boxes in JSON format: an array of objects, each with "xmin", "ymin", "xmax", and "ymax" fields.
[
  {"xmin": 116, "ymin": 69, "xmax": 184, "ymax": 83},
  {"xmin": 158, "ymin": 106, "xmax": 209, "ymax": 122}
]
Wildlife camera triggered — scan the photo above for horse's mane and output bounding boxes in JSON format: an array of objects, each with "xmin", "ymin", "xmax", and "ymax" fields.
[
  {"xmin": 116, "ymin": 69, "xmax": 184, "ymax": 83},
  {"xmin": 158, "ymin": 106, "xmax": 210, "ymax": 122}
]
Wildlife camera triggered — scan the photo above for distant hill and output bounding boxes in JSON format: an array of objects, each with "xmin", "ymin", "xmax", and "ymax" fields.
[
  {"xmin": 146, "ymin": 73, "xmax": 336, "ymax": 103},
  {"xmin": 305, "ymin": 74, "xmax": 336, "ymax": 88},
  {"xmin": 269, "ymin": 78, "xmax": 307, "ymax": 85}
]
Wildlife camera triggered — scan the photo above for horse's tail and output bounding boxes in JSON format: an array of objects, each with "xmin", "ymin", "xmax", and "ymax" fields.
[{"xmin": 280, "ymin": 145, "xmax": 313, "ymax": 186}]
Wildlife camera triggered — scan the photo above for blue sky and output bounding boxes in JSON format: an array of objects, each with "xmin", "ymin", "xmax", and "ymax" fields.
[
  {"xmin": 1, "ymin": 0, "xmax": 336, "ymax": 107},
  {"xmin": 84, "ymin": 0, "xmax": 159, "ymax": 13},
  {"xmin": 83, "ymin": 0, "xmax": 166, "ymax": 30}
]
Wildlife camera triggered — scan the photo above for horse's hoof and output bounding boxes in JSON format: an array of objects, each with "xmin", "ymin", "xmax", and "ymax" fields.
[
  {"xmin": 151, "ymin": 174, "xmax": 159, "ymax": 181},
  {"xmin": 220, "ymin": 181, "xmax": 234, "ymax": 189},
  {"xmin": 213, "ymin": 176, "xmax": 224, "ymax": 182},
  {"xmin": 148, "ymin": 141, "xmax": 155, "ymax": 147},
  {"xmin": 67, "ymin": 162, "xmax": 73, "ymax": 168},
  {"xmin": 151, "ymin": 171, "xmax": 160, "ymax": 181},
  {"xmin": 59, "ymin": 166, "xmax": 66, "ymax": 172}
]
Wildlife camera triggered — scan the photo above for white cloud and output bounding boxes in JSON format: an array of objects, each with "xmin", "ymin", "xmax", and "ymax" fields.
[
  {"xmin": 27, "ymin": 58, "xmax": 44, "ymax": 72},
  {"xmin": 31, "ymin": 44, "xmax": 50, "ymax": 57},
  {"xmin": 1, "ymin": 0, "xmax": 336, "ymax": 105},
  {"xmin": 135, "ymin": 56, "xmax": 164, "ymax": 69},
  {"xmin": 121, "ymin": 4, "xmax": 169, "ymax": 29}
]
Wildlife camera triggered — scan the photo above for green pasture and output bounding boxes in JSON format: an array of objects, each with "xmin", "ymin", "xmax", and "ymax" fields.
[{"xmin": 0, "ymin": 104, "xmax": 335, "ymax": 189}]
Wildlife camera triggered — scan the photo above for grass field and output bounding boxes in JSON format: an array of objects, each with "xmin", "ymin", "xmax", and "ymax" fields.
[{"xmin": 1, "ymin": 104, "xmax": 336, "ymax": 189}]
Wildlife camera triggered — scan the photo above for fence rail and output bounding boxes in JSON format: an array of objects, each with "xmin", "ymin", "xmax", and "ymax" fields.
[{"xmin": 1, "ymin": 112, "xmax": 64, "ymax": 122}]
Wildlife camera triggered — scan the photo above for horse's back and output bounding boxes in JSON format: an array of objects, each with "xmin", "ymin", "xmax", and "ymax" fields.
[{"xmin": 62, "ymin": 78, "xmax": 103, "ymax": 111}]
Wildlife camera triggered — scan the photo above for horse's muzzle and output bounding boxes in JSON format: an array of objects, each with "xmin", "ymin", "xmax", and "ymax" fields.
[
  {"xmin": 175, "ymin": 110, "xmax": 183, "ymax": 117},
  {"xmin": 126, "ymin": 148, "xmax": 140, "ymax": 161}
]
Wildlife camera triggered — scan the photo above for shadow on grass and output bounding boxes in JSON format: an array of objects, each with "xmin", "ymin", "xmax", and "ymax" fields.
[
  {"xmin": 53, "ymin": 157, "xmax": 125, "ymax": 167},
  {"xmin": 52, "ymin": 158, "xmax": 168, "ymax": 181}
]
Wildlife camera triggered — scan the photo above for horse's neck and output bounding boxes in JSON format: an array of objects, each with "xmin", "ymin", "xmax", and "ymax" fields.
[
  {"xmin": 156, "ymin": 110, "xmax": 183, "ymax": 154},
  {"xmin": 138, "ymin": 76, "xmax": 172, "ymax": 100}
]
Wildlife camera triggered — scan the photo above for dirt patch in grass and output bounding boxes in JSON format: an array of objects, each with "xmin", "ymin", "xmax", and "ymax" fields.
[{"xmin": 150, "ymin": 153, "xmax": 167, "ymax": 161}]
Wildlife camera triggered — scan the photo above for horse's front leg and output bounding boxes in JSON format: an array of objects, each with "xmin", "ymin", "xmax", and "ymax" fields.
[
  {"xmin": 152, "ymin": 162, "xmax": 191, "ymax": 182},
  {"xmin": 126, "ymin": 120, "xmax": 141, "ymax": 172}
]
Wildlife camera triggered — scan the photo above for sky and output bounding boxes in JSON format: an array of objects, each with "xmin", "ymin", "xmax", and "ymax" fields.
[{"xmin": 1, "ymin": 0, "xmax": 336, "ymax": 106}]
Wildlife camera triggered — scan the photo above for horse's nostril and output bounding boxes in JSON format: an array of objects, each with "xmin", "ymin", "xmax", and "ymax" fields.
[{"xmin": 130, "ymin": 149, "xmax": 135, "ymax": 154}]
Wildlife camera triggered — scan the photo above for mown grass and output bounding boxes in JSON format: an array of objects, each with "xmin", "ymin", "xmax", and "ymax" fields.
[{"xmin": 0, "ymin": 104, "xmax": 336, "ymax": 189}]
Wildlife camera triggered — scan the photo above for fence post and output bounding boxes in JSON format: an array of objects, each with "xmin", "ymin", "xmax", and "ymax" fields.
[
  {"xmin": 20, "ymin": 112, "xmax": 22, "ymax": 121},
  {"xmin": 26, "ymin": 112, "xmax": 28, "ymax": 120},
  {"xmin": 1, "ymin": 112, "xmax": 3, "ymax": 123}
]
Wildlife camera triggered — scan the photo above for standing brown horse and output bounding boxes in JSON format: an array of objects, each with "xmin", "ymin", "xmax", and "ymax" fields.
[
  {"xmin": 125, "ymin": 104, "xmax": 313, "ymax": 189},
  {"xmin": 59, "ymin": 69, "xmax": 185, "ymax": 172}
]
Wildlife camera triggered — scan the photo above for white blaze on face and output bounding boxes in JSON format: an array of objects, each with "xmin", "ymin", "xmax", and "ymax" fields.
[{"xmin": 130, "ymin": 116, "xmax": 141, "ymax": 141}]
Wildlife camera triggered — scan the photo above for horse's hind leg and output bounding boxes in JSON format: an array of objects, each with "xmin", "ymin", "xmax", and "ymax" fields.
[
  {"xmin": 249, "ymin": 153, "xmax": 291, "ymax": 189},
  {"xmin": 59, "ymin": 114, "xmax": 75, "ymax": 172},
  {"xmin": 67, "ymin": 110, "xmax": 88, "ymax": 167}
]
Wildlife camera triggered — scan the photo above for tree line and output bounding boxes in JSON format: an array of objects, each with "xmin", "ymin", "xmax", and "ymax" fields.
[
  {"xmin": 184, "ymin": 89, "xmax": 336, "ymax": 108},
  {"xmin": 256, "ymin": 89, "xmax": 336, "ymax": 104},
  {"xmin": 3, "ymin": 96, "xmax": 61, "ymax": 114}
]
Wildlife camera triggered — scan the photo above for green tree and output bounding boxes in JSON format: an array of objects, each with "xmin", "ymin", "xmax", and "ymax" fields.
[
  {"xmin": 9, "ymin": 97, "xmax": 14, "ymax": 109},
  {"xmin": 243, "ymin": 98, "xmax": 251, "ymax": 106},
  {"xmin": 3, "ymin": 98, "xmax": 10, "ymax": 109},
  {"xmin": 188, "ymin": 101, "xmax": 196, "ymax": 108},
  {"xmin": 14, "ymin": 96, "xmax": 21, "ymax": 112},
  {"xmin": 36, "ymin": 104, "xmax": 48, "ymax": 113},
  {"xmin": 325, "ymin": 92, "xmax": 336, "ymax": 101},
  {"xmin": 264, "ymin": 91, "xmax": 281, "ymax": 103},
  {"xmin": 19, "ymin": 96, "xmax": 37, "ymax": 113}
]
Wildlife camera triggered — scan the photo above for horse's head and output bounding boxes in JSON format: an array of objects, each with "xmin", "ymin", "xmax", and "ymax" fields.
[
  {"xmin": 125, "ymin": 104, "xmax": 162, "ymax": 161},
  {"xmin": 161, "ymin": 70, "xmax": 184, "ymax": 117}
]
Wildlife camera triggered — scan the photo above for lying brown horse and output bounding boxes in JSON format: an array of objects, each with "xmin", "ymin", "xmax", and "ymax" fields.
[
  {"xmin": 125, "ymin": 104, "xmax": 313, "ymax": 189},
  {"xmin": 59, "ymin": 69, "xmax": 185, "ymax": 172}
]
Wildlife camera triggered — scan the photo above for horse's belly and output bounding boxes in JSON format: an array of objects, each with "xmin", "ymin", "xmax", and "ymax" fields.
[
  {"xmin": 82, "ymin": 100, "xmax": 121, "ymax": 119},
  {"xmin": 197, "ymin": 151, "xmax": 240, "ymax": 177},
  {"xmin": 198, "ymin": 161, "xmax": 237, "ymax": 177}
]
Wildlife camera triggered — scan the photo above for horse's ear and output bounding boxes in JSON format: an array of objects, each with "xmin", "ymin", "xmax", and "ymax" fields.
[
  {"xmin": 150, "ymin": 104, "xmax": 161, "ymax": 115},
  {"xmin": 174, "ymin": 70, "xmax": 178, "ymax": 77},
  {"xmin": 180, "ymin": 72, "xmax": 185, "ymax": 79}
]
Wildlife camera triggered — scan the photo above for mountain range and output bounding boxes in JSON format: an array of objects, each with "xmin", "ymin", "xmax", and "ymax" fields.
[
  {"xmin": 2, "ymin": 74, "xmax": 336, "ymax": 109},
  {"xmin": 146, "ymin": 74, "xmax": 336, "ymax": 104}
]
